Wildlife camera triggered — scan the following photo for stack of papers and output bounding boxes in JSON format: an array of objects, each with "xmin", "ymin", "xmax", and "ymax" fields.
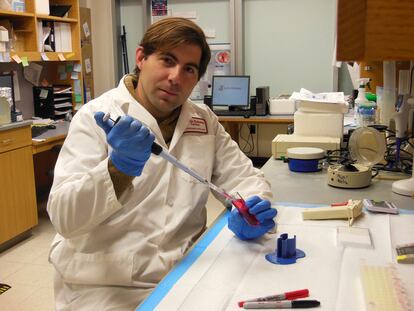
[{"xmin": 290, "ymin": 88, "xmax": 349, "ymax": 113}]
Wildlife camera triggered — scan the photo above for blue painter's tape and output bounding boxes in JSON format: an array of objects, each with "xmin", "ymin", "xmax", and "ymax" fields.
[{"xmin": 136, "ymin": 211, "xmax": 230, "ymax": 311}]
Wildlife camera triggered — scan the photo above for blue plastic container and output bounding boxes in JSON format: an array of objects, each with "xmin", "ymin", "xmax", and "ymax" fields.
[
  {"xmin": 288, "ymin": 158, "xmax": 320, "ymax": 172},
  {"xmin": 286, "ymin": 147, "xmax": 325, "ymax": 173}
]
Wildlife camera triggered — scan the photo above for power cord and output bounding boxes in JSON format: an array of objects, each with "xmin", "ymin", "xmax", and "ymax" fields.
[{"xmin": 239, "ymin": 123, "xmax": 255, "ymax": 154}]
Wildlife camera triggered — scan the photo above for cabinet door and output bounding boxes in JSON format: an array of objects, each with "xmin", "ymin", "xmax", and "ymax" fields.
[{"xmin": 0, "ymin": 146, "xmax": 38, "ymax": 244}]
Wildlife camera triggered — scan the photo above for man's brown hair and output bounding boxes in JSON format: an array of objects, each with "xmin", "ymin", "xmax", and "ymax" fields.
[{"xmin": 134, "ymin": 17, "xmax": 211, "ymax": 80}]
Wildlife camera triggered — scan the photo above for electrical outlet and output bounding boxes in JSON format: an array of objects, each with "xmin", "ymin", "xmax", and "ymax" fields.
[{"xmin": 249, "ymin": 124, "xmax": 256, "ymax": 134}]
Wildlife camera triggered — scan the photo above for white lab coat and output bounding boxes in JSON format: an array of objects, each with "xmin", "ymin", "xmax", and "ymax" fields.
[{"xmin": 47, "ymin": 76, "xmax": 272, "ymax": 309}]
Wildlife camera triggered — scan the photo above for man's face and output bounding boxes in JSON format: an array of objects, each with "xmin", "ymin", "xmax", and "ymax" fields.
[{"xmin": 135, "ymin": 44, "xmax": 201, "ymax": 120}]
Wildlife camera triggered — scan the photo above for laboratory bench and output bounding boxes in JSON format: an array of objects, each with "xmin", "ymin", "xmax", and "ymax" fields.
[
  {"xmin": 262, "ymin": 158, "xmax": 414, "ymax": 210},
  {"xmin": 0, "ymin": 121, "xmax": 37, "ymax": 249},
  {"xmin": 0, "ymin": 120, "xmax": 69, "ymax": 249},
  {"xmin": 138, "ymin": 157, "xmax": 414, "ymax": 311},
  {"xmin": 32, "ymin": 121, "xmax": 70, "ymax": 155}
]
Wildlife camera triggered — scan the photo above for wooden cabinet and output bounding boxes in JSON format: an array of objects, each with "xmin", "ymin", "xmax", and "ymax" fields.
[
  {"xmin": 337, "ymin": 0, "xmax": 414, "ymax": 61},
  {"xmin": 0, "ymin": 0, "xmax": 83, "ymax": 107},
  {"xmin": 0, "ymin": 125, "xmax": 37, "ymax": 245}
]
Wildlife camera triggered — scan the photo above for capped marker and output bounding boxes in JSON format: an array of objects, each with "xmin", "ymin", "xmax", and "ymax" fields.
[
  {"xmin": 238, "ymin": 289, "xmax": 309, "ymax": 307},
  {"xmin": 243, "ymin": 300, "xmax": 320, "ymax": 309}
]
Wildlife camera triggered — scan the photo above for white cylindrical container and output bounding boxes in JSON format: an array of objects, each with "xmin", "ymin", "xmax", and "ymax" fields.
[
  {"xmin": 0, "ymin": 96, "xmax": 11, "ymax": 125},
  {"xmin": 382, "ymin": 61, "xmax": 397, "ymax": 127}
]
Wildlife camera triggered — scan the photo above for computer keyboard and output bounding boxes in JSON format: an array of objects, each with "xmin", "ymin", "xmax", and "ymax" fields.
[{"xmin": 31, "ymin": 126, "xmax": 49, "ymax": 138}]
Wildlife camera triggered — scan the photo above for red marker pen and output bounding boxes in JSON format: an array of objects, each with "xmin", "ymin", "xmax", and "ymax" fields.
[{"xmin": 238, "ymin": 289, "xmax": 309, "ymax": 307}]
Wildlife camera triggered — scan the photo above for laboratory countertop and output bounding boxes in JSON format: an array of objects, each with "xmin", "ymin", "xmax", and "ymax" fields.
[
  {"xmin": 0, "ymin": 120, "xmax": 32, "ymax": 132},
  {"xmin": 31, "ymin": 120, "xmax": 70, "ymax": 154},
  {"xmin": 262, "ymin": 158, "xmax": 414, "ymax": 211},
  {"xmin": 32, "ymin": 120, "xmax": 70, "ymax": 140}
]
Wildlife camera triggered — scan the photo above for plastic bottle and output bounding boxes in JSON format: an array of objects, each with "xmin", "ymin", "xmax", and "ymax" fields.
[
  {"xmin": 354, "ymin": 78, "xmax": 376, "ymax": 126},
  {"xmin": 358, "ymin": 102, "xmax": 377, "ymax": 126}
]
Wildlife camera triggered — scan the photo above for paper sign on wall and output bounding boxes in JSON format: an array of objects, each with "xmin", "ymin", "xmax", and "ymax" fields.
[
  {"xmin": 85, "ymin": 58, "xmax": 92, "ymax": 74},
  {"xmin": 71, "ymin": 72, "xmax": 79, "ymax": 80},
  {"xmin": 73, "ymin": 63, "xmax": 81, "ymax": 72},
  {"xmin": 23, "ymin": 62, "xmax": 43, "ymax": 86},
  {"xmin": 12, "ymin": 54, "xmax": 22, "ymax": 64},
  {"xmin": 41, "ymin": 53, "xmax": 49, "ymax": 61},
  {"xmin": 83, "ymin": 22, "xmax": 90, "ymax": 38},
  {"xmin": 40, "ymin": 89, "xmax": 49, "ymax": 99},
  {"xmin": 21, "ymin": 56, "xmax": 29, "ymax": 67}
]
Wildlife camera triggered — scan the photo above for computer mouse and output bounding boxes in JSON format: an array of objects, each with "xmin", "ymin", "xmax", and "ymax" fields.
[{"xmin": 46, "ymin": 124, "xmax": 56, "ymax": 129}]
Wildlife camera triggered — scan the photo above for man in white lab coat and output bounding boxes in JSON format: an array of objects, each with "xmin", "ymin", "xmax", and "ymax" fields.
[{"xmin": 47, "ymin": 17, "xmax": 277, "ymax": 310}]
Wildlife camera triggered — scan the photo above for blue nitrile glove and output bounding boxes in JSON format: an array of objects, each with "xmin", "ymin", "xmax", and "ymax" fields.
[
  {"xmin": 95, "ymin": 112, "xmax": 155, "ymax": 176},
  {"xmin": 228, "ymin": 196, "xmax": 277, "ymax": 241}
]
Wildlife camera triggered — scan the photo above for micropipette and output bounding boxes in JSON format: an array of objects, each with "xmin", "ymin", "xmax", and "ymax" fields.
[{"xmin": 104, "ymin": 113, "xmax": 259, "ymax": 225}]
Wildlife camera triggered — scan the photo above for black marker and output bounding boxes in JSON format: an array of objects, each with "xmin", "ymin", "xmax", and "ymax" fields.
[{"xmin": 243, "ymin": 300, "xmax": 320, "ymax": 309}]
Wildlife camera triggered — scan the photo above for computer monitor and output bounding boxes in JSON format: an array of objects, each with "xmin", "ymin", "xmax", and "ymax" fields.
[{"xmin": 211, "ymin": 75, "xmax": 250, "ymax": 108}]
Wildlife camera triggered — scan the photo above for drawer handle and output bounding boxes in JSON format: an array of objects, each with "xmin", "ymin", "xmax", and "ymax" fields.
[{"xmin": 1, "ymin": 139, "xmax": 13, "ymax": 145}]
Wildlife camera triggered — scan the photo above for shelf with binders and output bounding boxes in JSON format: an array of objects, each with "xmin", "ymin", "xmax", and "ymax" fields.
[
  {"xmin": 1, "ymin": 0, "xmax": 81, "ymax": 57},
  {"xmin": 1, "ymin": 0, "xmax": 84, "ymax": 109},
  {"xmin": 38, "ymin": 19, "xmax": 73, "ymax": 53}
]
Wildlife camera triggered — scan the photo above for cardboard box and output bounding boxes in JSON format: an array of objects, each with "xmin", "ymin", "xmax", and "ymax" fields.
[{"xmin": 80, "ymin": 7, "xmax": 92, "ymax": 45}]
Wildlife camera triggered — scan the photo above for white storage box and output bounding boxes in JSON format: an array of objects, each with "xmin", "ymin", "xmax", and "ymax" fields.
[
  {"xmin": 0, "ymin": 27, "xmax": 9, "ymax": 42},
  {"xmin": 0, "ymin": 42, "xmax": 6, "ymax": 52},
  {"xmin": 269, "ymin": 95, "xmax": 296, "ymax": 115},
  {"xmin": 0, "ymin": 0, "xmax": 13, "ymax": 11},
  {"xmin": 35, "ymin": 0, "xmax": 49, "ymax": 15},
  {"xmin": 294, "ymin": 110, "xmax": 344, "ymax": 139}
]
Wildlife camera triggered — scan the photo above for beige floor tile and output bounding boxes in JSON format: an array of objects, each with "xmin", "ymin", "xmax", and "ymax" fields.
[
  {"xmin": 0, "ymin": 241, "xmax": 47, "ymax": 264},
  {"xmin": 0, "ymin": 260, "xmax": 25, "ymax": 279},
  {"xmin": 32, "ymin": 248, "xmax": 51, "ymax": 266},
  {"xmin": 20, "ymin": 286, "xmax": 55, "ymax": 311},
  {"xmin": 0, "ymin": 283, "xmax": 37, "ymax": 311},
  {"xmin": 4, "ymin": 264, "xmax": 54, "ymax": 288},
  {"xmin": 24, "ymin": 231, "xmax": 55, "ymax": 249}
]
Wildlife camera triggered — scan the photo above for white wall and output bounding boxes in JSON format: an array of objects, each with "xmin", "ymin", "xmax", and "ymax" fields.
[
  {"xmin": 243, "ymin": 0, "xmax": 337, "ymax": 96},
  {"xmin": 119, "ymin": 0, "xmax": 145, "ymax": 75}
]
